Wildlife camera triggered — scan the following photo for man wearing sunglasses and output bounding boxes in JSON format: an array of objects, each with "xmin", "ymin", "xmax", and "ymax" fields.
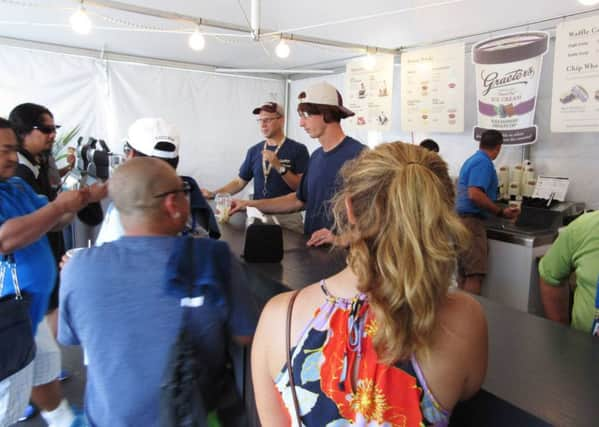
[
  {"xmin": 230, "ymin": 82, "xmax": 366, "ymax": 247},
  {"xmin": 95, "ymin": 117, "xmax": 220, "ymax": 246},
  {"xmin": 0, "ymin": 117, "xmax": 93, "ymax": 427},
  {"xmin": 202, "ymin": 102, "xmax": 309, "ymax": 232}
]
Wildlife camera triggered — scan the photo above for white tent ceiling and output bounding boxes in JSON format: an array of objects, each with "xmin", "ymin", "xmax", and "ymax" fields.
[{"xmin": 1, "ymin": 0, "xmax": 598, "ymax": 73}]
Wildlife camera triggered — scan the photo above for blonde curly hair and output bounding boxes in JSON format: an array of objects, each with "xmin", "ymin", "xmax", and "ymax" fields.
[{"xmin": 332, "ymin": 142, "xmax": 470, "ymax": 363}]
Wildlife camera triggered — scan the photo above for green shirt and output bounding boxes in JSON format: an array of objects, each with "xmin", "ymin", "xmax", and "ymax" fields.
[{"xmin": 539, "ymin": 211, "xmax": 599, "ymax": 333}]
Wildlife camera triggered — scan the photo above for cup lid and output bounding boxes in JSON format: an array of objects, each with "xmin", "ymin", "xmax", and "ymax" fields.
[{"xmin": 473, "ymin": 32, "xmax": 549, "ymax": 64}]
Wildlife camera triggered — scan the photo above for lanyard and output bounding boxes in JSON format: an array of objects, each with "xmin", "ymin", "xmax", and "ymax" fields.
[
  {"xmin": 261, "ymin": 138, "xmax": 285, "ymax": 198},
  {"xmin": 592, "ymin": 275, "xmax": 599, "ymax": 336}
]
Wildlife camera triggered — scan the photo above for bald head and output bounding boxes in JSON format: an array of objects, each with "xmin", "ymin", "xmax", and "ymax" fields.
[{"xmin": 109, "ymin": 157, "xmax": 181, "ymax": 221}]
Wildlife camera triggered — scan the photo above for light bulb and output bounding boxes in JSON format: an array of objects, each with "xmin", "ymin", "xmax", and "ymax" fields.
[
  {"xmin": 70, "ymin": 6, "xmax": 92, "ymax": 35},
  {"xmin": 578, "ymin": 0, "xmax": 599, "ymax": 5},
  {"xmin": 188, "ymin": 29, "xmax": 205, "ymax": 51},
  {"xmin": 364, "ymin": 54, "xmax": 377, "ymax": 71},
  {"xmin": 275, "ymin": 40, "xmax": 290, "ymax": 58}
]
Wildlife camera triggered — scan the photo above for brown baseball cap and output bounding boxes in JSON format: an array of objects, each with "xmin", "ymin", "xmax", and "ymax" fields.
[{"xmin": 252, "ymin": 101, "xmax": 284, "ymax": 116}]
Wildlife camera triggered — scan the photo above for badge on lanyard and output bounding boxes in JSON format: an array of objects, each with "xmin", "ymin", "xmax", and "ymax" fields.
[
  {"xmin": 262, "ymin": 139, "xmax": 285, "ymax": 198},
  {"xmin": 592, "ymin": 275, "xmax": 599, "ymax": 336}
]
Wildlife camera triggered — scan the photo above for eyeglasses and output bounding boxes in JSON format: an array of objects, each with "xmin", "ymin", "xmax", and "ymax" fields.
[
  {"xmin": 32, "ymin": 125, "xmax": 61, "ymax": 135},
  {"xmin": 153, "ymin": 181, "xmax": 192, "ymax": 199},
  {"xmin": 256, "ymin": 116, "xmax": 281, "ymax": 124},
  {"xmin": 0, "ymin": 144, "xmax": 18, "ymax": 154},
  {"xmin": 123, "ymin": 142, "xmax": 133, "ymax": 156}
]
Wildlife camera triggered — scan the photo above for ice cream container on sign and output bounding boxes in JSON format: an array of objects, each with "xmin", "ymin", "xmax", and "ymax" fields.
[{"xmin": 472, "ymin": 32, "xmax": 549, "ymax": 145}]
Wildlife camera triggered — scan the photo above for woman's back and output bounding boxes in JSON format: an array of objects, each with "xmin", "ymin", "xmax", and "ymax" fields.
[
  {"xmin": 253, "ymin": 270, "xmax": 487, "ymax": 426},
  {"xmin": 251, "ymin": 142, "xmax": 488, "ymax": 426}
]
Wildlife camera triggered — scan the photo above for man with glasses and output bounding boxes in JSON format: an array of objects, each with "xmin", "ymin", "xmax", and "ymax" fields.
[
  {"xmin": 59, "ymin": 157, "xmax": 256, "ymax": 426},
  {"xmin": 202, "ymin": 102, "xmax": 309, "ymax": 232},
  {"xmin": 230, "ymin": 82, "xmax": 366, "ymax": 246},
  {"xmin": 95, "ymin": 117, "xmax": 219, "ymax": 245}
]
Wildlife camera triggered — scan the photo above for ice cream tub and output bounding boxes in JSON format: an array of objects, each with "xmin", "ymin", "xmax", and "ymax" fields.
[{"xmin": 472, "ymin": 32, "xmax": 549, "ymax": 145}]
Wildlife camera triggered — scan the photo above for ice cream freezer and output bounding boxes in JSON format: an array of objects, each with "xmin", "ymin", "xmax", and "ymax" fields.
[{"xmin": 480, "ymin": 201, "xmax": 585, "ymax": 315}]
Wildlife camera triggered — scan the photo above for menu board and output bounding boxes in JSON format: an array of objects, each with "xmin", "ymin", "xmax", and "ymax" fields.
[
  {"xmin": 551, "ymin": 15, "xmax": 599, "ymax": 133},
  {"xmin": 345, "ymin": 54, "xmax": 395, "ymax": 131},
  {"xmin": 400, "ymin": 43, "xmax": 465, "ymax": 132}
]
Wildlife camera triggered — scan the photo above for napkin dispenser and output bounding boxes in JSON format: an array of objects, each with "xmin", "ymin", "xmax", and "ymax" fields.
[{"xmin": 243, "ymin": 208, "xmax": 283, "ymax": 263}]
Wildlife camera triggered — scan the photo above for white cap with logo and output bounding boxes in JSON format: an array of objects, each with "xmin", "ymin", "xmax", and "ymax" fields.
[{"xmin": 126, "ymin": 118, "xmax": 179, "ymax": 159}]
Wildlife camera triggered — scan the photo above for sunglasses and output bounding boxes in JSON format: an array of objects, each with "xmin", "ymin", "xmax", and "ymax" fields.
[
  {"xmin": 32, "ymin": 125, "xmax": 61, "ymax": 135},
  {"xmin": 153, "ymin": 181, "xmax": 192, "ymax": 199}
]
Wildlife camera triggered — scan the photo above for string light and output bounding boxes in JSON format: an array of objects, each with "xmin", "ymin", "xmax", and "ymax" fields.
[
  {"xmin": 70, "ymin": 1, "xmax": 92, "ymax": 35},
  {"xmin": 275, "ymin": 39, "xmax": 290, "ymax": 58},
  {"xmin": 364, "ymin": 53, "xmax": 377, "ymax": 70},
  {"xmin": 188, "ymin": 27, "xmax": 205, "ymax": 51}
]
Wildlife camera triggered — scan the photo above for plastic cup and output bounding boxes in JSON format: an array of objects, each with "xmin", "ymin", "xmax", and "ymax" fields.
[
  {"xmin": 215, "ymin": 193, "xmax": 232, "ymax": 224},
  {"xmin": 65, "ymin": 247, "xmax": 86, "ymax": 259}
]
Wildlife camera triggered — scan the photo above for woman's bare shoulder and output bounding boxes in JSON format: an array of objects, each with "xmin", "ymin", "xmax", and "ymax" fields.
[{"xmin": 440, "ymin": 290, "xmax": 487, "ymax": 333}]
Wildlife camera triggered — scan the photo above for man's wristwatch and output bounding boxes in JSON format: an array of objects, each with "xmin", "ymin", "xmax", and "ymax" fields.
[{"xmin": 278, "ymin": 166, "xmax": 288, "ymax": 175}]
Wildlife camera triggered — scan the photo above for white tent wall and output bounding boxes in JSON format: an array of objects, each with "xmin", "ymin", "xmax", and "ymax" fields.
[
  {"xmin": 289, "ymin": 37, "xmax": 599, "ymax": 209},
  {"xmin": 0, "ymin": 44, "xmax": 286, "ymax": 199},
  {"xmin": 0, "ymin": 45, "xmax": 107, "ymax": 142},
  {"xmin": 105, "ymin": 62, "xmax": 285, "ymax": 196}
]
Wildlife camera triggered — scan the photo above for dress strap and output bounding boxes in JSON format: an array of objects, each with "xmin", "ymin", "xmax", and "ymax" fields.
[{"xmin": 319, "ymin": 279, "xmax": 365, "ymax": 309}]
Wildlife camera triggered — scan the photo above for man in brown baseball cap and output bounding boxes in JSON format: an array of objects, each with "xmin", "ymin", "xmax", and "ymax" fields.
[
  {"xmin": 230, "ymin": 82, "xmax": 366, "ymax": 247},
  {"xmin": 202, "ymin": 101, "xmax": 309, "ymax": 232}
]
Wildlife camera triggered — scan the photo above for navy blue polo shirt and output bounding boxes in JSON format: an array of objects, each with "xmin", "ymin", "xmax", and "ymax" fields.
[
  {"xmin": 238, "ymin": 138, "xmax": 309, "ymax": 199},
  {"xmin": 297, "ymin": 136, "xmax": 366, "ymax": 235},
  {"xmin": 456, "ymin": 150, "xmax": 498, "ymax": 217}
]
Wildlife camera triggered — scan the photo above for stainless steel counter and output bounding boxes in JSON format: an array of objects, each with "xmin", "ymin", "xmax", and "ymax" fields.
[{"xmin": 484, "ymin": 218, "xmax": 557, "ymax": 247}]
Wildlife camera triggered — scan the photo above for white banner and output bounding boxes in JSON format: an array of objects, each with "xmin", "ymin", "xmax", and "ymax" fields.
[
  {"xmin": 344, "ymin": 54, "xmax": 395, "ymax": 131},
  {"xmin": 551, "ymin": 16, "xmax": 599, "ymax": 133},
  {"xmin": 400, "ymin": 43, "xmax": 465, "ymax": 133}
]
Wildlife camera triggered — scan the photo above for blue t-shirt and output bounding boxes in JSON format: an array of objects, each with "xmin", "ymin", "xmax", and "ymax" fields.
[
  {"xmin": 456, "ymin": 150, "xmax": 498, "ymax": 216},
  {"xmin": 297, "ymin": 136, "xmax": 366, "ymax": 235},
  {"xmin": 59, "ymin": 236, "xmax": 257, "ymax": 427},
  {"xmin": 238, "ymin": 138, "xmax": 309, "ymax": 199},
  {"xmin": 0, "ymin": 177, "xmax": 56, "ymax": 334}
]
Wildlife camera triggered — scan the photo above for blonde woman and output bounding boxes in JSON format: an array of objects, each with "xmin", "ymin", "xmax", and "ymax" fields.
[{"xmin": 252, "ymin": 142, "xmax": 488, "ymax": 426}]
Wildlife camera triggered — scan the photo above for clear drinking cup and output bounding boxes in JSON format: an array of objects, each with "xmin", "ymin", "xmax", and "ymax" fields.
[
  {"xmin": 108, "ymin": 154, "xmax": 126, "ymax": 178},
  {"xmin": 215, "ymin": 193, "xmax": 232, "ymax": 224}
]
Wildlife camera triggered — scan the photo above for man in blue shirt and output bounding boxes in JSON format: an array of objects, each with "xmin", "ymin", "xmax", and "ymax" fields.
[
  {"xmin": 59, "ymin": 157, "xmax": 258, "ymax": 426},
  {"xmin": 203, "ymin": 102, "xmax": 309, "ymax": 232},
  {"xmin": 231, "ymin": 82, "xmax": 366, "ymax": 246},
  {"xmin": 0, "ymin": 117, "xmax": 93, "ymax": 427},
  {"xmin": 456, "ymin": 129, "xmax": 518, "ymax": 294}
]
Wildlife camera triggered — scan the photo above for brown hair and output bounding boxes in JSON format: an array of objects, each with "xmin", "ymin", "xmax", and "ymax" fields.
[
  {"xmin": 332, "ymin": 142, "xmax": 470, "ymax": 363},
  {"xmin": 297, "ymin": 103, "xmax": 345, "ymax": 123}
]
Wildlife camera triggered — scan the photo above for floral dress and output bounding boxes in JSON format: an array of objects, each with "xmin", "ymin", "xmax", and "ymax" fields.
[{"xmin": 274, "ymin": 281, "xmax": 451, "ymax": 427}]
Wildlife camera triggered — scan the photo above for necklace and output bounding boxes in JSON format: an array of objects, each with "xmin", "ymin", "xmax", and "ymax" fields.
[{"xmin": 261, "ymin": 137, "xmax": 285, "ymax": 197}]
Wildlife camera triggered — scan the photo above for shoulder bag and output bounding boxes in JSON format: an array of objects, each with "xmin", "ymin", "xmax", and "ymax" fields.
[{"xmin": 0, "ymin": 254, "xmax": 36, "ymax": 381}]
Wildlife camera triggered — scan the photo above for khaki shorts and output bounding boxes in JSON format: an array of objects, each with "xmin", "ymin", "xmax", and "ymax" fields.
[
  {"xmin": 273, "ymin": 212, "xmax": 304, "ymax": 234},
  {"xmin": 458, "ymin": 215, "xmax": 488, "ymax": 277},
  {"xmin": 0, "ymin": 320, "xmax": 61, "ymax": 426}
]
